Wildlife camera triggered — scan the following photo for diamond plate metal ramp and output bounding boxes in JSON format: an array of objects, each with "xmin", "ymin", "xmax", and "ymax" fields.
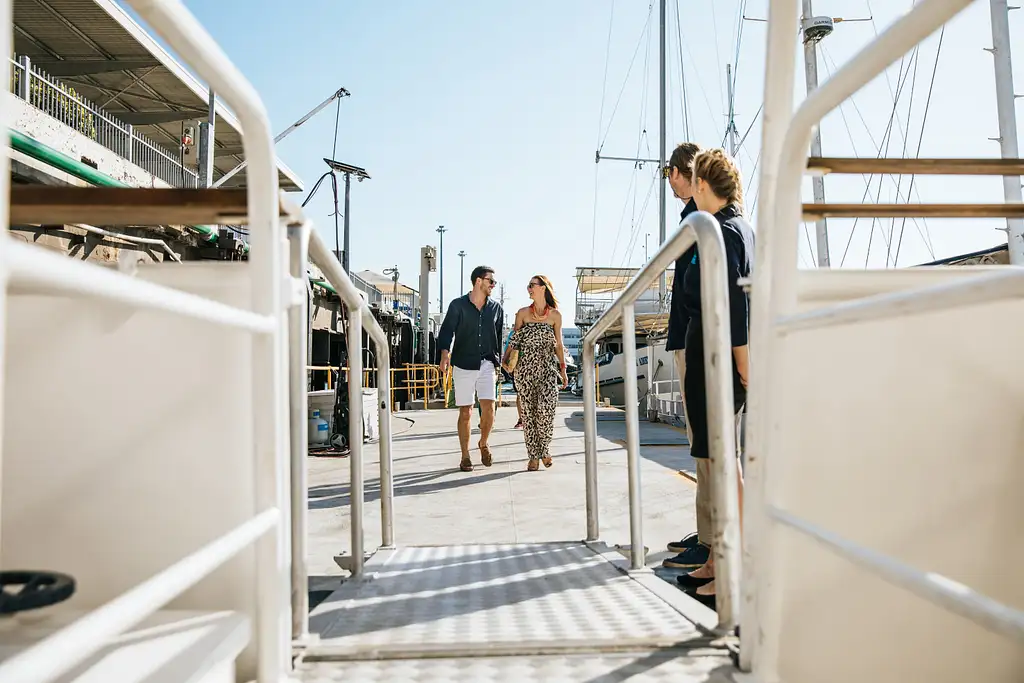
[
  {"xmin": 305, "ymin": 542, "xmax": 722, "ymax": 661},
  {"xmin": 297, "ymin": 651, "xmax": 737, "ymax": 682}
]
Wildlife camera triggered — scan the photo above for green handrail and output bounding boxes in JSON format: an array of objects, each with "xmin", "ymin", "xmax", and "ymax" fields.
[{"xmin": 9, "ymin": 129, "xmax": 242, "ymax": 249}]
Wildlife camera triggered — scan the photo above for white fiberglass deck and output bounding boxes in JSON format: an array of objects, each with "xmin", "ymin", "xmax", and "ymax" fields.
[{"xmin": 298, "ymin": 402, "xmax": 732, "ymax": 681}]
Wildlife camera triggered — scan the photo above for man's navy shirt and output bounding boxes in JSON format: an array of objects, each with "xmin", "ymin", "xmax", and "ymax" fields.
[{"xmin": 437, "ymin": 294, "xmax": 505, "ymax": 371}]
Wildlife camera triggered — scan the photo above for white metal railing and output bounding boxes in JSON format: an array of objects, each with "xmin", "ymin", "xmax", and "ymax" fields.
[
  {"xmin": 306, "ymin": 228, "xmax": 396, "ymax": 578},
  {"xmin": 581, "ymin": 210, "xmax": 743, "ymax": 632},
  {"xmin": 743, "ymin": 0, "xmax": 1024, "ymax": 676},
  {"xmin": 0, "ymin": 0, "xmax": 290, "ymax": 681},
  {"xmin": 0, "ymin": 510, "xmax": 280, "ymax": 682},
  {"xmin": 8, "ymin": 54, "xmax": 199, "ymax": 188},
  {"xmin": 647, "ymin": 377, "xmax": 684, "ymax": 421}
]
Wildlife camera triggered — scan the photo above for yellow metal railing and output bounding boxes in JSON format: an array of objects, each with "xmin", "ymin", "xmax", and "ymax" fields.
[
  {"xmin": 392, "ymin": 364, "xmax": 441, "ymax": 410},
  {"xmin": 307, "ymin": 364, "xmax": 442, "ymax": 410}
]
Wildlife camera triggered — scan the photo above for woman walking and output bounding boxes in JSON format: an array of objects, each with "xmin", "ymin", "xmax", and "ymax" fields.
[
  {"xmin": 503, "ymin": 275, "xmax": 569, "ymax": 471},
  {"xmin": 672, "ymin": 148, "xmax": 753, "ymax": 610}
]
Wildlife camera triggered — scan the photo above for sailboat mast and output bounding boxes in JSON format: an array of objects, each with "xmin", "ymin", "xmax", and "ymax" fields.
[
  {"xmin": 658, "ymin": 0, "xmax": 668, "ymax": 303},
  {"xmin": 802, "ymin": 0, "xmax": 831, "ymax": 267},
  {"xmin": 988, "ymin": 0, "xmax": 1024, "ymax": 264}
]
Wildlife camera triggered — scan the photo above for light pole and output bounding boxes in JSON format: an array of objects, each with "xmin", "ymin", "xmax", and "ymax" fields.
[
  {"xmin": 457, "ymin": 250, "xmax": 466, "ymax": 294},
  {"xmin": 436, "ymin": 225, "xmax": 447, "ymax": 313}
]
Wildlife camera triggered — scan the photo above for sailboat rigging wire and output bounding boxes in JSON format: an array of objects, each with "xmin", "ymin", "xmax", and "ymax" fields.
[
  {"xmin": 736, "ymin": 103, "xmax": 763, "ymax": 152},
  {"xmin": 675, "ymin": 10, "xmax": 718, "ymax": 138},
  {"xmin": 730, "ymin": 0, "xmax": 748, "ymax": 96},
  {"xmin": 597, "ymin": 2, "xmax": 655, "ymax": 150},
  {"xmin": 803, "ymin": 222, "xmax": 816, "ymax": 265},
  {"xmin": 886, "ymin": 41, "xmax": 924, "ymax": 268},
  {"xmin": 837, "ymin": 47, "xmax": 920, "ymax": 267},
  {"xmin": 820, "ymin": 45, "xmax": 934, "ymax": 257},
  {"xmin": 865, "ymin": 50, "xmax": 918, "ymax": 268},
  {"xmin": 596, "ymin": 0, "xmax": 616, "ymax": 150},
  {"xmin": 710, "ymin": 0, "xmax": 725, "ymax": 111},
  {"xmin": 593, "ymin": 0, "xmax": 617, "ymax": 265},
  {"xmin": 894, "ymin": 24, "xmax": 946, "ymax": 266},
  {"xmin": 621, "ymin": 171, "xmax": 659, "ymax": 269},
  {"xmin": 673, "ymin": 0, "xmax": 692, "ymax": 139}
]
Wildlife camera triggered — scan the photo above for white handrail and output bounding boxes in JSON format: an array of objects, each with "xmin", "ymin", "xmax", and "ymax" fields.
[
  {"xmin": 307, "ymin": 229, "xmax": 396, "ymax": 576},
  {"xmin": 776, "ymin": 268, "xmax": 1024, "ymax": 334},
  {"xmin": 769, "ymin": 506, "xmax": 1024, "ymax": 643},
  {"xmin": 0, "ymin": 509, "xmax": 280, "ymax": 683},
  {"xmin": 581, "ymin": 210, "xmax": 742, "ymax": 632},
  {"xmin": 4, "ymin": 239, "xmax": 275, "ymax": 332},
  {"xmin": 288, "ymin": 222, "xmax": 311, "ymax": 641},
  {"xmin": 121, "ymin": 2, "xmax": 288, "ymax": 680}
]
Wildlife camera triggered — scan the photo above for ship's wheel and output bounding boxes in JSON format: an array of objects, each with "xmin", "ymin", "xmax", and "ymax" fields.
[{"xmin": 0, "ymin": 570, "xmax": 76, "ymax": 615}]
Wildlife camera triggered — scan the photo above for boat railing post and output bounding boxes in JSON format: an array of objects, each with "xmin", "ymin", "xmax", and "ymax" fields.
[
  {"xmin": 582, "ymin": 341, "xmax": 599, "ymax": 542},
  {"xmin": 621, "ymin": 303, "xmax": 644, "ymax": 571},
  {"xmin": 373, "ymin": 315, "xmax": 395, "ymax": 548},
  {"xmin": 287, "ymin": 221, "xmax": 311, "ymax": 641},
  {"xmin": 347, "ymin": 304, "xmax": 365, "ymax": 577}
]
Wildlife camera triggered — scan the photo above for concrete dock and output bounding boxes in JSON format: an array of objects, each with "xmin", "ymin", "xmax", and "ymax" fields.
[{"xmin": 306, "ymin": 397, "xmax": 699, "ymax": 586}]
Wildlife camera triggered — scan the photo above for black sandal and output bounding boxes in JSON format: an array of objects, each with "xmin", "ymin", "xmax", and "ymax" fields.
[
  {"xmin": 675, "ymin": 572, "xmax": 714, "ymax": 590},
  {"xmin": 684, "ymin": 587, "xmax": 716, "ymax": 610}
]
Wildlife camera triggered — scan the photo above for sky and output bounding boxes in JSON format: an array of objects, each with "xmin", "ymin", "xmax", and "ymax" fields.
[{"xmin": 130, "ymin": 1, "xmax": 1022, "ymax": 324}]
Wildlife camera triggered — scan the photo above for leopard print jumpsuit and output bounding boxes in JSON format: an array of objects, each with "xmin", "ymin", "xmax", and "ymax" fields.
[{"xmin": 510, "ymin": 323, "xmax": 560, "ymax": 461}]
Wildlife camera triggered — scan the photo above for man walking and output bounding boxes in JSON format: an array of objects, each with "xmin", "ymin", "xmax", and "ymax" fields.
[{"xmin": 438, "ymin": 265, "xmax": 504, "ymax": 472}]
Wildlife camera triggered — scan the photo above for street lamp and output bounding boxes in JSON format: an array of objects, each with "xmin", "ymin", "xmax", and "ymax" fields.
[
  {"xmin": 457, "ymin": 250, "xmax": 466, "ymax": 294},
  {"xmin": 301, "ymin": 157, "xmax": 370, "ymax": 273},
  {"xmin": 436, "ymin": 225, "xmax": 447, "ymax": 314}
]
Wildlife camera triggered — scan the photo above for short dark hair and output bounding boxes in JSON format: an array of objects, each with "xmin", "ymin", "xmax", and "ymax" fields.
[
  {"xmin": 665, "ymin": 142, "xmax": 702, "ymax": 178},
  {"xmin": 470, "ymin": 265, "xmax": 494, "ymax": 286}
]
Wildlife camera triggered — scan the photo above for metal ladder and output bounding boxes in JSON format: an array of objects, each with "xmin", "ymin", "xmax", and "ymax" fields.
[{"xmin": 742, "ymin": 0, "xmax": 1024, "ymax": 680}]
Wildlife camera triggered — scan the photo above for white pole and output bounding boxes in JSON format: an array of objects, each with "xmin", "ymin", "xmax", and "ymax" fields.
[
  {"xmin": 988, "ymin": 0, "xmax": 1024, "ymax": 264},
  {"xmin": 802, "ymin": 0, "xmax": 831, "ymax": 267},
  {"xmin": 658, "ymin": 0, "xmax": 668, "ymax": 304}
]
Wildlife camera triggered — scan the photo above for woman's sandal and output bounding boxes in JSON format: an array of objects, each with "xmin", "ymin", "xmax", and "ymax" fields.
[
  {"xmin": 684, "ymin": 587, "xmax": 716, "ymax": 611},
  {"xmin": 527, "ymin": 459, "xmax": 539, "ymax": 471},
  {"xmin": 675, "ymin": 572, "xmax": 714, "ymax": 590},
  {"xmin": 542, "ymin": 456, "xmax": 553, "ymax": 468}
]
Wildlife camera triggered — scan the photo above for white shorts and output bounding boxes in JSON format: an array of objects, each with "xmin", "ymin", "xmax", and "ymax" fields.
[{"xmin": 453, "ymin": 360, "xmax": 498, "ymax": 407}]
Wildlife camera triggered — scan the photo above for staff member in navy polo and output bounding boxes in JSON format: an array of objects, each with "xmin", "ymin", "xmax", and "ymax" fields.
[{"xmin": 438, "ymin": 265, "xmax": 505, "ymax": 472}]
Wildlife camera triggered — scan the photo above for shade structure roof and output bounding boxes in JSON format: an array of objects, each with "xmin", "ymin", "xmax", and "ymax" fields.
[{"xmin": 12, "ymin": 0, "xmax": 303, "ymax": 191}]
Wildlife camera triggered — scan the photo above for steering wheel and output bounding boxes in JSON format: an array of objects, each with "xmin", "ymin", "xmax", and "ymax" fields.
[{"xmin": 0, "ymin": 570, "xmax": 76, "ymax": 615}]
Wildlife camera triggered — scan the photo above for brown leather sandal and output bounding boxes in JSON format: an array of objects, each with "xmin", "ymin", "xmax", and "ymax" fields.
[
  {"xmin": 542, "ymin": 456, "xmax": 553, "ymax": 468},
  {"xmin": 527, "ymin": 459, "xmax": 539, "ymax": 472},
  {"xmin": 460, "ymin": 457, "xmax": 473, "ymax": 472},
  {"xmin": 479, "ymin": 444, "xmax": 493, "ymax": 467}
]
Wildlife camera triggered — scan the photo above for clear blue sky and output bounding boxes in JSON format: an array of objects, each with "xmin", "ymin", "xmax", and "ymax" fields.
[{"xmin": 152, "ymin": 1, "xmax": 1019, "ymax": 318}]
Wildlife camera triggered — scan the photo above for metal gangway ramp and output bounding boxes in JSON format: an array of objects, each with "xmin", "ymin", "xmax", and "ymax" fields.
[{"xmin": 292, "ymin": 210, "xmax": 744, "ymax": 681}]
